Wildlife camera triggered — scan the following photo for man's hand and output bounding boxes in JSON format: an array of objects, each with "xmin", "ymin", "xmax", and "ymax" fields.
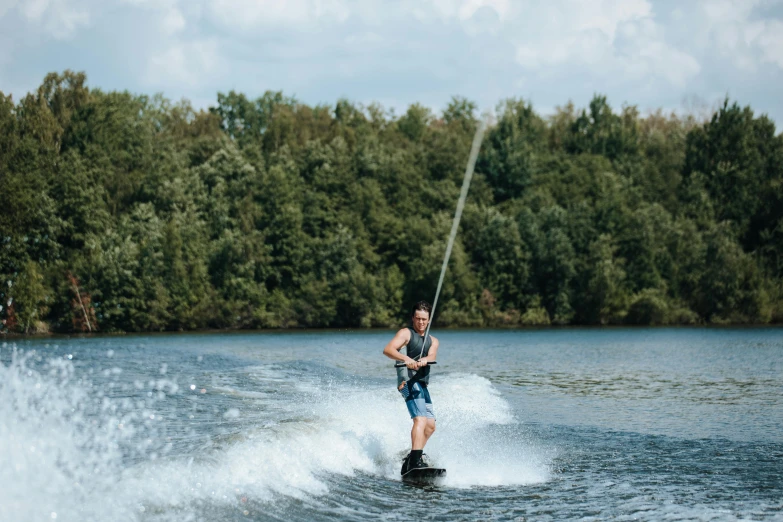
[
  {"xmin": 404, "ymin": 358, "xmax": 418, "ymax": 370},
  {"xmin": 415, "ymin": 359, "xmax": 428, "ymax": 369}
]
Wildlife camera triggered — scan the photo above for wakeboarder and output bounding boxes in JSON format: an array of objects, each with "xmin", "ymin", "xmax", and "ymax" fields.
[{"xmin": 382, "ymin": 300, "xmax": 440, "ymax": 475}]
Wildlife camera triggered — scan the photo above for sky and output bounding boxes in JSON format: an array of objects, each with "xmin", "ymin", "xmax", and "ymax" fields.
[{"xmin": 1, "ymin": 0, "xmax": 782, "ymax": 127}]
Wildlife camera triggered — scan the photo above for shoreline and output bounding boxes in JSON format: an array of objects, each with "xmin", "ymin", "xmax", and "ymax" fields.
[{"xmin": 3, "ymin": 322, "xmax": 782, "ymax": 340}]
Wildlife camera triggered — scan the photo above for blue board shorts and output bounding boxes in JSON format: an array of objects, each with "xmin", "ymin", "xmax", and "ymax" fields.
[{"xmin": 399, "ymin": 381, "xmax": 435, "ymax": 419}]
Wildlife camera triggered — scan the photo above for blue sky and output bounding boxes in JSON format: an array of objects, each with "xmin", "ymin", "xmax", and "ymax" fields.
[{"xmin": 1, "ymin": 0, "xmax": 782, "ymax": 127}]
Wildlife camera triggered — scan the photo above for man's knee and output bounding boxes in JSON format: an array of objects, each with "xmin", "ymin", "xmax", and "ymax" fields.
[{"xmin": 425, "ymin": 421, "xmax": 436, "ymax": 436}]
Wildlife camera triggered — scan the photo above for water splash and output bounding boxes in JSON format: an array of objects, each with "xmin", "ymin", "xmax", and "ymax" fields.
[
  {"xmin": 1, "ymin": 345, "xmax": 551, "ymax": 520},
  {"xmin": 0, "ymin": 345, "xmax": 176, "ymax": 521}
]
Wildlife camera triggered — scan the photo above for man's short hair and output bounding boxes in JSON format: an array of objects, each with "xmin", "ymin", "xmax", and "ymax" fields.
[{"xmin": 411, "ymin": 300, "xmax": 432, "ymax": 316}]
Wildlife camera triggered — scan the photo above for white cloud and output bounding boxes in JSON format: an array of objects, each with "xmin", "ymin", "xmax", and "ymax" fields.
[
  {"xmin": 161, "ymin": 6, "xmax": 186, "ymax": 33},
  {"xmin": 209, "ymin": 0, "xmax": 350, "ymax": 30},
  {"xmin": 0, "ymin": 0, "xmax": 19, "ymax": 19},
  {"xmin": 405, "ymin": 0, "xmax": 510, "ymax": 25},
  {"xmin": 511, "ymin": 0, "xmax": 652, "ymax": 66},
  {"xmin": 696, "ymin": 0, "xmax": 783, "ymax": 72},
  {"xmin": 458, "ymin": 0, "xmax": 510, "ymax": 21},
  {"xmin": 700, "ymin": 0, "xmax": 760, "ymax": 24},
  {"xmin": 145, "ymin": 38, "xmax": 220, "ymax": 87},
  {"xmin": 344, "ymin": 31, "xmax": 382, "ymax": 45},
  {"xmin": 754, "ymin": 20, "xmax": 783, "ymax": 68},
  {"xmin": 508, "ymin": 0, "xmax": 700, "ymax": 89},
  {"xmin": 423, "ymin": 0, "xmax": 461, "ymax": 20},
  {"xmin": 117, "ymin": 0, "xmax": 186, "ymax": 34},
  {"xmin": 20, "ymin": 0, "xmax": 48, "ymax": 19},
  {"xmin": 621, "ymin": 19, "xmax": 701, "ymax": 87},
  {"xmin": 17, "ymin": 0, "xmax": 91, "ymax": 38},
  {"xmin": 572, "ymin": 0, "xmax": 652, "ymax": 41},
  {"xmin": 1, "ymin": 0, "xmax": 782, "ymax": 126}
]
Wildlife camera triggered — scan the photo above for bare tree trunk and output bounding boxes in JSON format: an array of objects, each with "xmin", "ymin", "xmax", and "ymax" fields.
[{"xmin": 72, "ymin": 282, "xmax": 92, "ymax": 333}]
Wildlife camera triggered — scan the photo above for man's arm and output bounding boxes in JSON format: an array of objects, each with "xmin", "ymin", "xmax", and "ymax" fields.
[
  {"xmin": 383, "ymin": 328, "xmax": 418, "ymax": 369},
  {"xmin": 418, "ymin": 336, "xmax": 439, "ymax": 366}
]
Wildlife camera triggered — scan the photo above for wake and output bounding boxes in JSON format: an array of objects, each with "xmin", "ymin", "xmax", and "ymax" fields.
[{"xmin": 0, "ymin": 346, "xmax": 551, "ymax": 522}]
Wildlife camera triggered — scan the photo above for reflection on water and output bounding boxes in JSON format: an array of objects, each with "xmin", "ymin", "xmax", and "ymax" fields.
[
  {"xmin": 499, "ymin": 370, "xmax": 780, "ymax": 404},
  {"xmin": 440, "ymin": 328, "xmax": 783, "ymax": 442}
]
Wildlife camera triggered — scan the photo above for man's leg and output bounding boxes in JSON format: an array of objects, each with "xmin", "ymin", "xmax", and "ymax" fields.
[
  {"xmin": 422, "ymin": 418, "xmax": 436, "ymax": 446},
  {"xmin": 402, "ymin": 384, "xmax": 436, "ymax": 473},
  {"xmin": 403, "ymin": 416, "xmax": 429, "ymax": 473},
  {"xmin": 420, "ymin": 385, "xmax": 436, "ymax": 448},
  {"xmin": 410, "ymin": 416, "xmax": 428, "ymax": 450}
]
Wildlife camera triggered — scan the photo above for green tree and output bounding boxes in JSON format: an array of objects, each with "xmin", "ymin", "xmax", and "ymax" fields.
[
  {"xmin": 9, "ymin": 260, "xmax": 49, "ymax": 333},
  {"xmin": 3, "ymin": 71, "xmax": 782, "ymax": 331},
  {"xmin": 565, "ymin": 95, "xmax": 639, "ymax": 161},
  {"xmin": 523, "ymin": 206, "xmax": 577, "ymax": 323},
  {"xmin": 576, "ymin": 234, "xmax": 629, "ymax": 324},
  {"xmin": 478, "ymin": 99, "xmax": 547, "ymax": 202},
  {"xmin": 397, "ymin": 103, "xmax": 432, "ymax": 142},
  {"xmin": 695, "ymin": 224, "xmax": 770, "ymax": 323},
  {"xmin": 473, "ymin": 209, "xmax": 530, "ymax": 311},
  {"xmin": 684, "ymin": 99, "xmax": 781, "ymax": 248}
]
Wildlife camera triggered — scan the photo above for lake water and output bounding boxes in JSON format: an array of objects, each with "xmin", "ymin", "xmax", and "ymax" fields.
[{"xmin": 1, "ymin": 328, "xmax": 781, "ymax": 521}]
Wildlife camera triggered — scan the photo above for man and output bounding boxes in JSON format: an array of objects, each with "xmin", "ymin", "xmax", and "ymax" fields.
[{"xmin": 382, "ymin": 300, "xmax": 440, "ymax": 475}]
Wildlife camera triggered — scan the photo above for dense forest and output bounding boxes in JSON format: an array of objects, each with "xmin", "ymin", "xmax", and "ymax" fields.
[{"xmin": 1, "ymin": 71, "xmax": 782, "ymax": 333}]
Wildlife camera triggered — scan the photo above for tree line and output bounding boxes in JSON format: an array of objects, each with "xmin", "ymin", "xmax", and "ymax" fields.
[{"xmin": 1, "ymin": 71, "xmax": 781, "ymax": 333}]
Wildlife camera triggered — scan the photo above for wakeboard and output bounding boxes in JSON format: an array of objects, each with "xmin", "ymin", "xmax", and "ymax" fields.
[{"xmin": 401, "ymin": 467, "xmax": 446, "ymax": 485}]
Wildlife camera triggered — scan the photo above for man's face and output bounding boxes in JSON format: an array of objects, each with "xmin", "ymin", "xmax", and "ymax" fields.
[{"xmin": 412, "ymin": 310, "xmax": 430, "ymax": 332}]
